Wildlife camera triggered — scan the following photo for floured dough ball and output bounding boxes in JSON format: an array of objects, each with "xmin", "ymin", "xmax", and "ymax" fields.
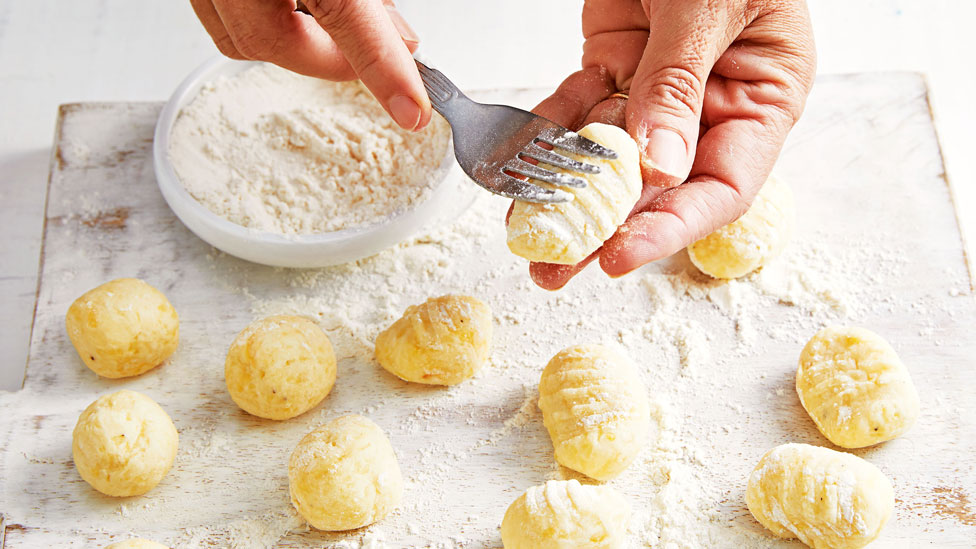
[
  {"xmin": 746, "ymin": 443, "xmax": 893, "ymax": 549},
  {"xmin": 375, "ymin": 294, "xmax": 492, "ymax": 385},
  {"xmin": 66, "ymin": 278, "xmax": 179, "ymax": 378},
  {"xmin": 225, "ymin": 315, "xmax": 336, "ymax": 420},
  {"xmin": 289, "ymin": 415, "xmax": 403, "ymax": 531},
  {"xmin": 105, "ymin": 540, "xmax": 169, "ymax": 549},
  {"xmin": 72, "ymin": 390, "xmax": 179, "ymax": 497},
  {"xmin": 538, "ymin": 344, "xmax": 650, "ymax": 480},
  {"xmin": 797, "ymin": 326, "xmax": 919, "ymax": 448},
  {"xmin": 501, "ymin": 479, "xmax": 630, "ymax": 549},
  {"xmin": 507, "ymin": 123, "xmax": 642, "ymax": 265},
  {"xmin": 687, "ymin": 176, "xmax": 794, "ymax": 279}
]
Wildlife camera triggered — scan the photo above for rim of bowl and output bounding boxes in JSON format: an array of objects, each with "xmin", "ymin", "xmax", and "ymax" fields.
[{"xmin": 153, "ymin": 55, "xmax": 458, "ymax": 248}]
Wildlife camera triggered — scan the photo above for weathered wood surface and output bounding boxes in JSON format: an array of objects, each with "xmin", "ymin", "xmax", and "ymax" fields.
[{"xmin": 1, "ymin": 74, "xmax": 974, "ymax": 548}]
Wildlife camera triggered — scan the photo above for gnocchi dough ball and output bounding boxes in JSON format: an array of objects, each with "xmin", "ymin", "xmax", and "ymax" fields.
[
  {"xmin": 746, "ymin": 443, "xmax": 893, "ymax": 549},
  {"xmin": 105, "ymin": 540, "xmax": 169, "ymax": 549},
  {"xmin": 501, "ymin": 479, "xmax": 631, "ymax": 549},
  {"xmin": 225, "ymin": 315, "xmax": 336, "ymax": 420},
  {"xmin": 375, "ymin": 294, "xmax": 492, "ymax": 385},
  {"xmin": 538, "ymin": 344, "xmax": 650, "ymax": 480},
  {"xmin": 797, "ymin": 326, "xmax": 919, "ymax": 448},
  {"xmin": 289, "ymin": 415, "xmax": 403, "ymax": 531},
  {"xmin": 507, "ymin": 123, "xmax": 642, "ymax": 265},
  {"xmin": 687, "ymin": 176, "xmax": 794, "ymax": 279},
  {"xmin": 72, "ymin": 390, "xmax": 179, "ymax": 497},
  {"xmin": 65, "ymin": 278, "xmax": 179, "ymax": 378}
]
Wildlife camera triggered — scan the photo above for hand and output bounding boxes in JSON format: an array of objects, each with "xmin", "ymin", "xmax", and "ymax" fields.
[
  {"xmin": 190, "ymin": 0, "xmax": 431, "ymax": 131},
  {"xmin": 525, "ymin": 0, "xmax": 816, "ymax": 289}
]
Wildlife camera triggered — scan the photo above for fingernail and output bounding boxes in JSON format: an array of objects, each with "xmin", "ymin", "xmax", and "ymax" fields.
[
  {"xmin": 389, "ymin": 95, "xmax": 422, "ymax": 131},
  {"xmin": 385, "ymin": 4, "xmax": 419, "ymax": 47},
  {"xmin": 645, "ymin": 128, "xmax": 689, "ymax": 177}
]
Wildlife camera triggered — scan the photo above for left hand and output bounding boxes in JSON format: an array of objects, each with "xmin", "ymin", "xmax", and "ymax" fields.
[{"xmin": 522, "ymin": 0, "xmax": 816, "ymax": 289}]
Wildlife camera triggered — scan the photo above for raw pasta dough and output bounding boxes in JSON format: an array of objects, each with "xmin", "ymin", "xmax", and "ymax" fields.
[
  {"xmin": 538, "ymin": 344, "xmax": 650, "ymax": 480},
  {"xmin": 507, "ymin": 123, "xmax": 642, "ymax": 265},
  {"xmin": 225, "ymin": 315, "xmax": 336, "ymax": 420},
  {"xmin": 72, "ymin": 390, "xmax": 179, "ymax": 497},
  {"xmin": 65, "ymin": 278, "xmax": 179, "ymax": 378},
  {"xmin": 288, "ymin": 415, "xmax": 403, "ymax": 531},
  {"xmin": 500, "ymin": 479, "xmax": 630, "ymax": 549},
  {"xmin": 746, "ymin": 443, "xmax": 893, "ymax": 549},
  {"xmin": 688, "ymin": 176, "xmax": 794, "ymax": 279},
  {"xmin": 796, "ymin": 325, "xmax": 919, "ymax": 448},
  {"xmin": 375, "ymin": 294, "xmax": 492, "ymax": 385}
]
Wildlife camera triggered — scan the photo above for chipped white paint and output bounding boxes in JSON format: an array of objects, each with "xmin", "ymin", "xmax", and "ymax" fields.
[{"xmin": 0, "ymin": 78, "xmax": 974, "ymax": 548}]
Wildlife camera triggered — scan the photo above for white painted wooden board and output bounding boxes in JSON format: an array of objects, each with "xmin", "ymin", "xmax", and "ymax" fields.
[{"xmin": 1, "ymin": 74, "xmax": 974, "ymax": 548}]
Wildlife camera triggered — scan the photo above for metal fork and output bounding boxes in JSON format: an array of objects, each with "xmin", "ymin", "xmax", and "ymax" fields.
[{"xmin": 416, "ymin": 60, "xmax": 617, "ymax": 203}]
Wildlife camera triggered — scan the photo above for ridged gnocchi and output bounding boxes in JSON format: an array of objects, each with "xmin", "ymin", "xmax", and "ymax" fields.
[
  {"xmin": 538, "ymin": 344, "xmax": 650, "ymax": 480},
  {"xmin": 746, "ymin": 443, "xmax": 894, "ymax": 549},
  {"xmin": 500, "ymin": 479, "xmax": 630, "ymax": 549},
  {"xmin": 507, "ymin": 123, "xmax": 642, "ymax": 265},
  {"xmin": 224, "ymin": 315, "xmax": 336, "ymax": 420},
  {"xmin": 687, "ymin": 176, "xmax": 794, "ymax": 279},
  {"xmin": 288, "ymin": 415, "xmax": 403, "ymax": 531},
  {"xmin": 375, "ymin": 294, "xmax": 492, "ymax": 385},
  {"xmin": 797, "ymin": 326, "xmax": 919, "ymax": 448}
]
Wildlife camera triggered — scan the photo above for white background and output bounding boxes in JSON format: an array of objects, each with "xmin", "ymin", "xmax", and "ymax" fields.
[{"xmin": 1, "ymin": 0, "xmax": 973, "ymax": 391}]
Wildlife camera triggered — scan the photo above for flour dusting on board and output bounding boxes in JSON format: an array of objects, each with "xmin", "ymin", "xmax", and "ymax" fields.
[
  {"xmin": 168, "ymin": 63, "xmax": 451, "ymax": 235},
  {"xmin": 160, "ymin": 186, "xmax": 915, "ymax": 548}
]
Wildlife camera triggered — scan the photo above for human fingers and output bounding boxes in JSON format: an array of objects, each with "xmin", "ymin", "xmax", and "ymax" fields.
[
  {"xmin": 525, "ymin": 93, "xmax": 630, "ymax": 291},
  {"xmin": 599, "ymin": 4, "xmax": 817, "ymax": 277},
  {"xmin": 531, "ymin": 67, "xmax": 618, "ymax": 130},
  {"xmin": 304, "ymin": 0, "xmax": 430, "ymax": 130},
  {"xmin": 212, "ymin": 0, "xmax": 357, "ymax": 81},
  {"xmin": 530, "ymin": 252, "xmax": 600, "ymax": 291},
  {"xmin": 504, "ymin": 68, "xmax": 618, "ymax": 224},
  {"xmin": 625, "ymin": 1, "xmax": 743, "ymax": 189},
  {"xmin": 189, "ymin": 0, "xmax": 244, "ymax": 59}
]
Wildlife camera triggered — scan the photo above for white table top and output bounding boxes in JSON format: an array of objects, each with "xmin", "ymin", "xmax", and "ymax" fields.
[{"xmin": 1, "ymin": 0, "xmax": 974, "ymax": 391}]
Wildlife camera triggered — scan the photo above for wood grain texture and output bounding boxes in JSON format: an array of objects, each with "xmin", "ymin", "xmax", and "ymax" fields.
[{"xmin": 0, "ymin": 75, "xmax": 974, "ymax": 548}]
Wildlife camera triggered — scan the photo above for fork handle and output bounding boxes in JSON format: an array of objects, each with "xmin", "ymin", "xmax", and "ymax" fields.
[{"xmin": 415, "ymin": 60, "xmax": 470, "ymax": 123}]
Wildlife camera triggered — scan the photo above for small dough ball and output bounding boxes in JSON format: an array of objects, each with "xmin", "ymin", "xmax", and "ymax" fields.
[
  {"xmin": 797, "ymin": 326, "xmax": 919, "ymax": 448},
  {"xmin": 688, "ymin": 176, "xmax": 794, "ymax": 279},
  {"xmin": 289, "ymin": 415, "xmax": 403, "ymax": 531},
  {"xmin": 225, "ymin": 315, "xmax": 336, "ymax": 420},
  {"xmin": 66, "ymin": 278, "xmax": 179, "ymax": 378},
  {"xmin": 375, "ymin": 294, "xmax": 492, "ymax": 385},
  {"xmin": 507, "ymin": 123, "xmax": 642, "ymax": 265},
  {"xmin": 105, "ymin": 540, "xmax": 169, "ymax": 549},
  {"xmin": 746, "ymin": 443, "xmax": 893, "ymax": 549},
  {"xmin": 72, "ymin": 390, "xmax": 179, "ymax": 497},
  {"xmin": 501, "ymin": 479, "xmax": 630, "ymax": 549},
  {"xmin": 538, "ymin": 344, "xmax": 650, "ymax": 480}
]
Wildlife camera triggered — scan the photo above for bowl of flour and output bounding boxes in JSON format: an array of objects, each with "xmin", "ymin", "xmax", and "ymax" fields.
[{"xmin": 154, "ymin": 56, "xmax": 465, "ymax": 268}]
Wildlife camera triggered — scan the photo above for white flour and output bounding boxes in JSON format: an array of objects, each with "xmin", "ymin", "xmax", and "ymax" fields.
[
  {"xmin": 168, "ymin": 64, "xmax": 451, "ymax": 235},
  {"xmin": 173, "ymin": 191, "xmax": 912, "ymax": 548}
]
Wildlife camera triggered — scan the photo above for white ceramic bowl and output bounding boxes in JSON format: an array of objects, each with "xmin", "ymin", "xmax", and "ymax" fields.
[{"xmin": 153, "ymin": 56, "xmax": 470, "ymax": 268}]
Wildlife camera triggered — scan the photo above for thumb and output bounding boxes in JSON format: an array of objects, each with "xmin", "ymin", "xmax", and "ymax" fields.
[
  {"xmin": 626, "ymin": 4, "xmax": 737, "ymax": 187},
  {"xmin": 306, "ymin": 0, "xmax": 430, "ymax": 131}
]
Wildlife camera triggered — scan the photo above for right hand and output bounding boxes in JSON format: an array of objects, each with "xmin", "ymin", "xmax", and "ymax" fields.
[
  {"xmin": 190, "ymin": 0, "xmax": 432, "ymax": 131},
  {"xmin": 521, "ymin": 0, "xmax": 815, "ymax": 290}
]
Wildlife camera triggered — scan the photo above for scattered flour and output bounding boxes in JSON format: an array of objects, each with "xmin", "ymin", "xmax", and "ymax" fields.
[
  {"xmin": 169, "ymin": 63, "xmax": 451, "ymax": 235},
  {"xmin": 5, "ymin": 182, "xmax": 931, "ymax": 548},
  {"xmin": 183, "ymin": 188, "xmax": 912, "ymax": 548}
]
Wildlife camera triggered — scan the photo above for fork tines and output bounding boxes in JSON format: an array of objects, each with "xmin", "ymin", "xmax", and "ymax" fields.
[{"xmin": 541, "ymin": 130, "xmax": 619, "ymax": 160}]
